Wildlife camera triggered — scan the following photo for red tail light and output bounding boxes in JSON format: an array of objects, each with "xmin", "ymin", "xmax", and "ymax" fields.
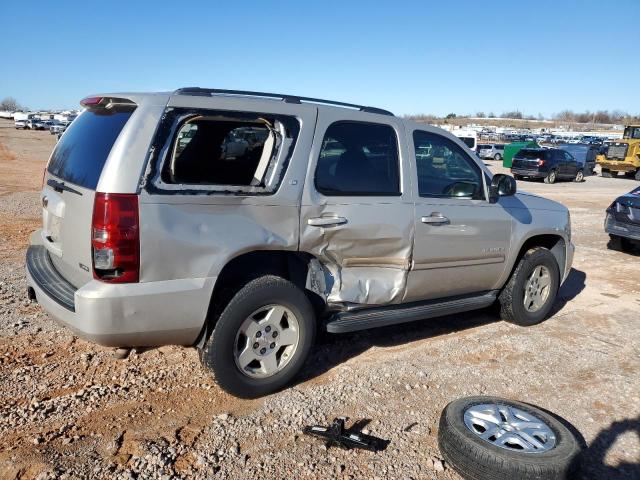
[
  {"xmin": 81, "ymin": 96, "xmax": 103, "ymax": 107},
  {"xmin": 91, "ymin": 193, "xmax": 139, "ymax": 283},
  {"xmin": 537, "ymin": 159, "xmax": 545, "ymax": 166}
]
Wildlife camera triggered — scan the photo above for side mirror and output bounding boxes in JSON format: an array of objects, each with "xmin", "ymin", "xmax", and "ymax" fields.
[{"xmin": 489, "ymin": 174, "xmax": 517, "ymax": 203}]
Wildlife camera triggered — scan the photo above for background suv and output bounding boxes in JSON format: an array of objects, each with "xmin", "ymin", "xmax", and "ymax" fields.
[
  {"xmin": 477, "ymin": 143, "xmax": 504, "ymax": 161},
  {"xmin": 26, "ymin": 89, "xmax": 573, "ymax": 397},
  {"xmin": 511, "ymin": 147, "xmax": 584, "ymax": 183}
]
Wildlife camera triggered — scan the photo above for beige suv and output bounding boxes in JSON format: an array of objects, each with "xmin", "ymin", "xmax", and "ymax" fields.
[{"xmin": 27, "ymin": 88, "xmax": 573, "ymax": 397}]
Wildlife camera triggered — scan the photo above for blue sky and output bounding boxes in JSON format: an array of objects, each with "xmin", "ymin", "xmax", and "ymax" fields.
[{"xmin": 1, "ymin": 1, "xmax": 639, "ymax": 116}]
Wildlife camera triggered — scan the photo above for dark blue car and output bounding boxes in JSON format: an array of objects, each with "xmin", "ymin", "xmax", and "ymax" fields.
[
  {"xmin": 606, "ymin": 185, "xmax": 640, "ymax": 252},
  {"xmin": 511, "ymin": 148, "xmax": 584, "ymax": 184}
]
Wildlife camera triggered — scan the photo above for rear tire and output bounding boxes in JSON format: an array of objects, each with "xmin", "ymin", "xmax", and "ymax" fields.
[
  {"xmin": 494, "ymin": 153, "xmax": 502, "ymax": 161},
  {"xmin": 601, "ymin": 168, "xmax": 611, "ymax": 178},
  {"xmin": 438, "ymin": 396, "xmax": 582, "ymax": 480},
  {"xmin": 544, "ymin": 169, "xmax": 557, "ymax": 184},
  {"xmin": 199, "ymin": 275, "xmax": 315, "ymax": 398},
  {"xmin": 499, "ymin": 247, "xmax": 560, "ymax": 326}
]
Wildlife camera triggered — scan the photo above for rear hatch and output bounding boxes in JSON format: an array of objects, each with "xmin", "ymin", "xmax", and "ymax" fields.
[
  {"xmin": 512, "ymin": 149, "xmax": 545, "ymax": 170},
  {"xmin": 41, "ymin": 99, "xmax": 136, "ymax": 288}
]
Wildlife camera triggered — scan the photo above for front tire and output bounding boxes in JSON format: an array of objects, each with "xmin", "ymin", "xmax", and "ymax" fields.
[
  {"xmin": 199, "ymin": 275, "xmax": 315, "ymax": 398},
  {"xmin": 544, "ymin": 169, "xmax": 557, "ymax": 184},
  {"xmin": 574, "ymin": 169, "xmax": 584, "ymax": 182},
  {"xmin": 438, "ymin": 396, "xmax": 582, "ymax": 480},
  {"xmin": 499, "ymin": 247, "xmax": 560, "ymax": 326},
  {"xmin": 494, "ymin": 153, "xmax": 502, "ymax": 161}
]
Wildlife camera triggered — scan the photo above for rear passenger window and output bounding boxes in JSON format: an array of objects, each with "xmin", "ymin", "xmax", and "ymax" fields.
[
  {"xmin": 315, "ymin": 122, "xmax": 400, "ymax": 196},
  {"xmin": 413, "ymin": 131, "xmax": 483, "ymax": 199},
  {"xmin": 165, "ymin": 118, "xmax": 277, "ymax": 186}
]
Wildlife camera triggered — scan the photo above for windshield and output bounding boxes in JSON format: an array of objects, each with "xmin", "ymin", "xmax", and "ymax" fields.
[{"xmin": 623, "ymin": 126, "xmax": 640, "ymax": 139}]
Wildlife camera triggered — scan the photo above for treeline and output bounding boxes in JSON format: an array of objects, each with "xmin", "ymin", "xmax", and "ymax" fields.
[
  {"xmin": 0, "ymin": 97, "xmax": 25, "ymax": 111},
  {"xmin": 551, "ymin": 110, "xmax": 639, "ymax": 124},
  {"xmin": 408, "ymin": 110, "xmax": 640, "ymax": 124}
]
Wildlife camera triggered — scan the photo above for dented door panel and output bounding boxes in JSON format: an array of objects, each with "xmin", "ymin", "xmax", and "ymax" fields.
[{"xmin": 299, "ymin": 110, "xmax": 414, "ymax": 306}]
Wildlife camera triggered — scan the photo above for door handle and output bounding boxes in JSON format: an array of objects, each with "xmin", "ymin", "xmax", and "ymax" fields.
[
  {"xmin": 307, "ymin": 216, "xmax": 347, "ymax": 227},
  {"xmin": 421, "ymin": 213, "xmax": 450, "ymax": 225}
]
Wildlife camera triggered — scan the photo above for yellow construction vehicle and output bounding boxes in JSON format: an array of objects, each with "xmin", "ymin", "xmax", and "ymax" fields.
[{"xmin": 597, "ymin": 125, "xmax": 640, "ymax": 180}]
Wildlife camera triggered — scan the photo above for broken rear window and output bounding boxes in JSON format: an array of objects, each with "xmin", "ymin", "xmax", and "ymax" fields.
[{"xmin": 153, "ymin": 109, "xmax": 299, "ymax": 194}]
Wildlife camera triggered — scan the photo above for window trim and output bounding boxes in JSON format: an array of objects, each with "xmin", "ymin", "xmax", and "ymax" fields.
[
  {"xmin": 412, "ymin": 130, "xmax": 486, "ymax": 201},
  {"xmin": 313, "ymin": 120, "xmax": 402, "ymax": 197}
]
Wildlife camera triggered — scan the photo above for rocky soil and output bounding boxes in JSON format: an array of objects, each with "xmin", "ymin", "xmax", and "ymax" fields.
[{"xmin": 0, "ymin": 120, "xmax": 638, "ymax": 479}]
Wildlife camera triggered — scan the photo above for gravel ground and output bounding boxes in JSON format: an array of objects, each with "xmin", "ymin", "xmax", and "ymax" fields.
[{"xmin": 0, "ymin": 120, "xmax": 638, "ymax": 479}]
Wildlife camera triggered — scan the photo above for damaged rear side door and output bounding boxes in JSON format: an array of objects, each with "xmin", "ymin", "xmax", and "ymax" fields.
[{"xmin": 299, "ymin": 111, "xmax": 414, "ymax": 307}]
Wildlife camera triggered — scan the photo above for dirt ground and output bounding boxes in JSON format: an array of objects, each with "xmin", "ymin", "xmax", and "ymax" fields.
[{"xmin": 0, "ymin": 119, "xmax": 638, "ymax": 479}]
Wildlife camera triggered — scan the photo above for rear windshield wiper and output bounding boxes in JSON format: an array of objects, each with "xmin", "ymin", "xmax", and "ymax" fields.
[{"xmin": 47, "ymin": 178, "xmax": 82, "ymax": 196}]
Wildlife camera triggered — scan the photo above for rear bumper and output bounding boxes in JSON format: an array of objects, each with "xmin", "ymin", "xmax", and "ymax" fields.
[
  {"xmin": 564, "ymin": 241, "xmax": 575, "ymax": 284},
  {"xmin": 511, "ymin": 168, "xmax": 545, "ymax": 178},
  {"xmin": 26, "ymin": 242, "xmax": 214, "ymax": 347},
  {"xmin": 605, "ymin": 214, "xmax": 640, "ymax": 242}
]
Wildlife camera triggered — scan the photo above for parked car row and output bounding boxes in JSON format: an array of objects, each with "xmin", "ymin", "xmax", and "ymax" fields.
[{"xmin": 14, "ymin": 118, "xmax": 74, "ymax": 134}]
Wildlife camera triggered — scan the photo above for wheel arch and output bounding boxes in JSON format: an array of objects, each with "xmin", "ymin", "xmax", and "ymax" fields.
[
  {"xmin": 194, "ymin": 249, "xmax": 325, "ymax": 347},
  {"xmin": 501, "ymin": 233, "xmax": 566, "ymax": 289}
]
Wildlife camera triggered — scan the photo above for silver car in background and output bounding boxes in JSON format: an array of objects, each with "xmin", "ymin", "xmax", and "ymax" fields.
[{"xmin": 477, "ymin": 143, "xmax": 505, "ymax": 161}]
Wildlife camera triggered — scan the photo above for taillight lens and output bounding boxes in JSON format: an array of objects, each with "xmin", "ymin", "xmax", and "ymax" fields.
[
  {"xmin": 91, "ymin": 193, "xmax": 139, "ymax": 283},
  {"xmin": 537, "ymin": 159, "xmax": 545, "ymax": 166},
  {"xmin": 81, "ymin": 96, "xmax": 103, "ymax": 107}
]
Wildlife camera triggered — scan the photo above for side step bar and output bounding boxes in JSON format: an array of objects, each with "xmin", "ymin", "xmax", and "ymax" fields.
[{"xmin": 325, "ymin": 291, "xmax": 498, "ymax": 333}]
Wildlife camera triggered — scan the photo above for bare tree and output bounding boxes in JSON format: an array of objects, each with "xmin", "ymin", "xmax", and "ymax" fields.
[
  {"xmin": 501, "ymin": 110, "xmax": 523, "ymax": 119},
  {"xmin": 0, "ymin": 97, "xmax": 22, "ymax": 111}
]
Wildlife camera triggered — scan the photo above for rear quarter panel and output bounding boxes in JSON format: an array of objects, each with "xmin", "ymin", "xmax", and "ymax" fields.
[{"xmin": 137, "ymin": 96, "xmax": 317, "ymax": 283}]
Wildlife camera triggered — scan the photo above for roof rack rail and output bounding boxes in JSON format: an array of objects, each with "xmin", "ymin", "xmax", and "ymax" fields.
[{"xmin": 173, "ymin": 87, "xmax": 394, "ymax": 116}]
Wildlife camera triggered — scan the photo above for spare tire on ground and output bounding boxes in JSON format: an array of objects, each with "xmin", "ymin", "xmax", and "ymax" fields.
[{"xmin": 438, "ymin": 396, "xmax": 582, "ymax": 480}]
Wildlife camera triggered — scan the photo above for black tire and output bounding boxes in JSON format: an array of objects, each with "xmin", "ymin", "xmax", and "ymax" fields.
[
  {"xmin": 573, "ymin": 169, "xmax": 584, "ymax": 182},
  {"xmin": 498, "ymin": 247, "xmax": 560, "ymax": 326},
  {"xmin": 635, "ymin": 169, "xmax": 640, "ymax": 181},
  {"xmin": 494, "ymin": 153, "xmax": 502, "ymax": 161},
  {"xmin": 513, "ymin": 174, "xmax": 522, "ymax": 180},
  {"xmin": 608, "ymin": 234, "xmax": 633, "ymax": 252},
  {"xmin": 544, "ymin": 169, "xmax": 557, "ymax": 184},
  {"xmin": 438, "ymin": 396, "xmax": 582, "ymax": 480},
  {"xmin": 601, "ymin": 168, "xmax": 611, "ymax": 178},
  {"xmin": 199, "ymin": 275, "xmax": 315, "ymax": 398}
]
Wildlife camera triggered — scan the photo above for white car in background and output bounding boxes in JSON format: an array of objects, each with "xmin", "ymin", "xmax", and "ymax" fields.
[
  {"xmin": 49, "ymin": 122, "xmax": 67, "ymax": 135},
  {"xmin": 14, "ymin": 119, "xmax": 28, "ymax": 129}
]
